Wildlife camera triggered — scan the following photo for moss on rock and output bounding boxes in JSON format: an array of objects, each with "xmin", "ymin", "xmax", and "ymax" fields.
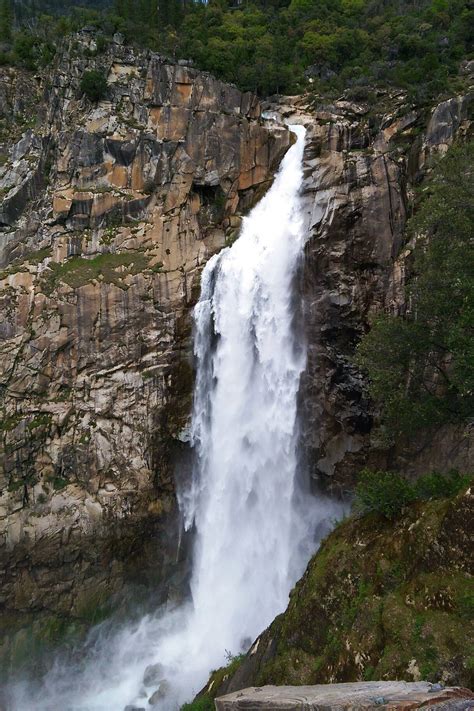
[{"xmin": 40, "ymin": 250, "xmax": 150, "ymax": 293}]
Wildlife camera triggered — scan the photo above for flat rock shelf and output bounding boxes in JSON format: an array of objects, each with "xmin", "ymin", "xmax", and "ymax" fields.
[{"xmin": 215, "ymin": 682, "xmax": 474, "ymax": 710}]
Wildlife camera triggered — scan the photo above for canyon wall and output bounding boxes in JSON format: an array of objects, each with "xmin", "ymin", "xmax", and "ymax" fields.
[
  {"xmin": 0, "ymin": 31, "xmax": 291, "ymax": 669},
  {"xmin": 0, "ymin": 30, "xmax": 472, "ymax": 673}
]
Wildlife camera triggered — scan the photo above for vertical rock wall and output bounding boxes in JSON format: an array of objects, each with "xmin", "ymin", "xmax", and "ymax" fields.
[{"xmin": 0, "ymin": 31, "xmax": 291, "ymax": 665}]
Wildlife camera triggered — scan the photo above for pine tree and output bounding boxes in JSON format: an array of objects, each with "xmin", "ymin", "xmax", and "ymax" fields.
[{"xmin": 0, "ymin": 0, "xmax": 13, "ymax": 43}]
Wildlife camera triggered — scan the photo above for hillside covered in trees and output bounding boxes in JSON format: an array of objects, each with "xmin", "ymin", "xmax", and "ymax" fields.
[{"xmin": 1, "ymin": 0, "xmax": 473, "ymax": 98}]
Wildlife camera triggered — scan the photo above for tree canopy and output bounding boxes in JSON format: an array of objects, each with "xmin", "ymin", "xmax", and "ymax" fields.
[{"xmin": 1, "ymin": 0, "xmax": 473, "ymax": 100}]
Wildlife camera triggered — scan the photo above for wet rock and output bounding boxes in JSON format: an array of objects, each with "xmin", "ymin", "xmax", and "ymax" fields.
[
  {"xmin": 143, "ymin": 663, "xmax": 165, "ymax": 687},
  {"xmin": 148, "ymin": 680, "xmax": 171, "ymax": 705}
]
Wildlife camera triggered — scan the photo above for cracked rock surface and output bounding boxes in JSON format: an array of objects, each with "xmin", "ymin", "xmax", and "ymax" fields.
[{"xmin": 0, "ymin": 32, "xmax": 290, "ymax": 669}]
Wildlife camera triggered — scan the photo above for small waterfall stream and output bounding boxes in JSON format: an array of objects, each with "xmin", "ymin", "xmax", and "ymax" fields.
[{"xmin": 9, "ymin": 125, "xmax": 343, "ymax": 711}]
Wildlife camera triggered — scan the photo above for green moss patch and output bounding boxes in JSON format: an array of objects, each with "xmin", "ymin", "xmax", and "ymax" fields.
[
  {"xmin": 40, "ymin": 250, "xmax": 151, "ymax": 293},
  {"xmin": 0, "ymin": 248, "xmax": 52, "ymax": 280}
]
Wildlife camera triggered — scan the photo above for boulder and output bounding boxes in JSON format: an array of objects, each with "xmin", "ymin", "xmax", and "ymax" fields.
[
  {"xmin": 143, "ymin": 663, "xmax": 165, "ymax": 687},
  {"xmin": 148, "ymin": 680, "xmax": 171, "ymax": 705}
]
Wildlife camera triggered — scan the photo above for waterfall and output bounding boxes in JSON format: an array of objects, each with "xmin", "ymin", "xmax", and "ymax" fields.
[
  {"xmin": 8, "ymin": 125, "xmax": 342, "ymax": 711},
  {"xmin": 180, "ymin": 123, "xmax": 311, "ymax": 656}
]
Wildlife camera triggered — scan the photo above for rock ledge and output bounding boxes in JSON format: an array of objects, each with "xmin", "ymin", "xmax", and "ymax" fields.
[{"xmin": 215, "ymin": 682, "xmax": 474, "ymax": 710}]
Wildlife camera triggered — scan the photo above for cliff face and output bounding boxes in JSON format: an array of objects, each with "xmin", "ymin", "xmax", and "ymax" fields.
[
  {"xmin": 0, "ymin": 31, "xmax": 291, "ymax": 667},
  {"xmin": 1, "ymin": 30, "xmax": 472, "ymax": 677},
  {"xmin": 268, "ymin": 87, "xmax": 473, "ymax": 494}
]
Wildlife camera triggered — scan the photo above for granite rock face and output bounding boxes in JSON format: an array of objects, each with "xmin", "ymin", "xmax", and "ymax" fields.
[
  {"xmin": 1, "ymin": 31, "xmax": 473, "ymax": 677},
  {"xmin": 215, "ymin": 682, "xmax": 474, "ymax": 710},
  {"xmin": 0, "ymin": 31, "xmax": 290, "ymax": 668},
  {"xmin": 266, "ymin": 88, "xmax": 473, "ymax": 494}
]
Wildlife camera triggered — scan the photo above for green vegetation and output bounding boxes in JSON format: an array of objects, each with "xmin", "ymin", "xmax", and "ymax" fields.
[
  {"xmin": 181, "ymin": 697, "xmax": 214, "ymax": 711},
  {"xmin": 181, "ymin": 653, "xmax": 246, "ymax": 710},
  {"xmin": 41, "ymin": 250, "xmax": 150, "ymax": 293},
  {"xmin": 354, "ymin": 468, "xmax": 472, "ymax": 519},
  {"xmin": 357, "ymin": 141, "xmax": 474, "ymax": 438},
  {"xmin": 1, "ymin": 0, "xmax": 473, "ymax": 100},
  {"xmin": 0, "ymin": 4, "xmax": 107, "ymax": 69},
  {"xmin": 354, "ymin": 469, "xmax": 416, "ymax": 519},
  {"xmin": 414, "ymin": 469, "xmax": 472, "ymax": 500},
  {"xmin": 108, "ymin": 0, "xmax": 474, "ymax": 99},
  {"xmin": 0, "ymin": 0, "xmax": 13, "ymax": 43},
  {"xmin": 27, "ymin": 247, "xmax": 52, "ymax": 264},
  {"xmin": 27, "ymin": 413, "xmax": 53, "ymax": 430},
  {"xmin": 50, "ymin": 476, "xmax": 68, "ymax": 490},
  {"xmin": 80, "ymin": 69, "xmax": 108, "ymax": 101},
  {"xmin": 0, "ymin": 413, "xmax": 23, "ymax": 432}
]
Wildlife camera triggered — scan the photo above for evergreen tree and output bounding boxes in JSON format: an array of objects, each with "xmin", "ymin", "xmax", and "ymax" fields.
[
  {"xmin": 0, "ymin": 0, "xmax": 13, "ymax": 43},
  {"xmin": 356, "ymin": 142, "xmax": 474, "ymax": 437}
]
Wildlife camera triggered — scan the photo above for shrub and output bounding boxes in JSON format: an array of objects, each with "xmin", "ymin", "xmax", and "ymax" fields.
[
  {"xmin": 80, "ymin": 70, "xmax": 108, "ymax": 102},
  {"xmin": 12, "ymin": 31, "xmax": 38, "ymax": 70},
  {"xmin": 354, "ymin": 469, "xmax": 416, "ymax": 520},
  {"xmin": 143, "ymin": 179, "xmax": 156, "ymax": 195},
  {"xmin": 96, "ymin": 34, "xmax": 108, "ymax": 54},
  {"xmin": 354, "ymin": 469, "xmax": 472, "ymax": 520},
  {"xmin": 414, "ymin": 470, "xmax": 471, "ymax": 501}
]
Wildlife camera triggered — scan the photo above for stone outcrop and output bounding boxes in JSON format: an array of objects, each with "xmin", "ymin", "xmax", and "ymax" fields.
[
  {"xmin": 265, "ymin": 86, "xmax": 473, "ymax": 494},
  {"xmin": 0, "ymin": 31, "xmax": 290, "ymax": 671},
  {"xmin": 216, "ymin": 682, "xmax": 474, "ymax": 710}
]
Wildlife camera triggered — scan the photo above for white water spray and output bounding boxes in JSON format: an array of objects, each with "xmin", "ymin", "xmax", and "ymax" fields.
[
  {"xmin": 8, "ymin": 125, "xmax": 343, "ymax": 711},
  {"xmin": 181, "ymin": 123, "xmax": 312, "ymax": 657}
]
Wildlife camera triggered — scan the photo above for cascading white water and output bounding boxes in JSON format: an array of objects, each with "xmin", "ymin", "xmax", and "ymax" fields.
[
  {"xmin": 8, "ymin": 125, "xmax": 343, "ymax": 711},
  {"xmin": 181, "ymin": 122, "xmax": 313, "ymax": 654}
]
